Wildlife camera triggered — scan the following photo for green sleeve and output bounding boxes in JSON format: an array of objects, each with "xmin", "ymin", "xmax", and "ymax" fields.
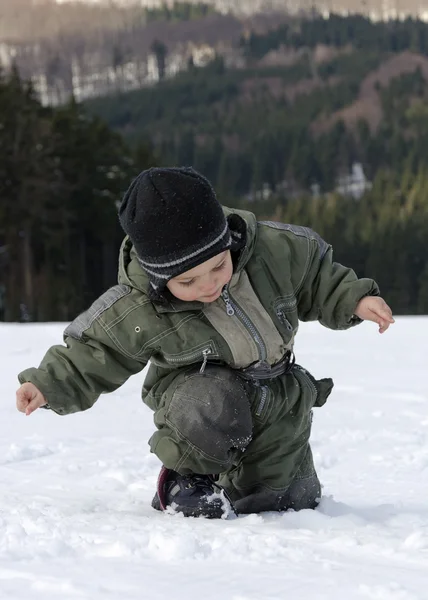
[
  {"xmin": 18, "ymin": 319, "xmax": 146, "ymax": 416},
  {"xmin": 297, "ymin": 236, "xmax": 380, "ymax": 330}
]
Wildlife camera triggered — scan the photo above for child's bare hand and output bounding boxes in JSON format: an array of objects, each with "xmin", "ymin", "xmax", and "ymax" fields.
[
  {"xmin": 354, "ymin": 296, "xmax": 395, "ymax": 333},
  {"xmin": 16, "ymin": 383, "xmax": 47, "ymax": 415}
]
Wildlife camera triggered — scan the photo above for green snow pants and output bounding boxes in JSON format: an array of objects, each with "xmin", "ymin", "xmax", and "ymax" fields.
[{"xmin": 148, "ymin": 363, "xmax": 334, "ymax": 513}]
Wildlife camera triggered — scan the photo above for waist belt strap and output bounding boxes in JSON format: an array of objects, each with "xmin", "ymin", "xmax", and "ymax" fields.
[{"xmin": 237, "ymin": 351, "xmax": 295, "ymax": 381}]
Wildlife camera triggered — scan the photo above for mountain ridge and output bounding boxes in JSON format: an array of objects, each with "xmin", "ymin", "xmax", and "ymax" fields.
[{"xmin": 52, "ymin": 0, "xmax": 428, "ymax": 20}]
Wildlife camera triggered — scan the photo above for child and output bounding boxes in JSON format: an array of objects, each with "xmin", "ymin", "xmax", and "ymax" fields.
[{"xmin": 16, "ymin": 167, "xmax": 394, "ymax": 518}]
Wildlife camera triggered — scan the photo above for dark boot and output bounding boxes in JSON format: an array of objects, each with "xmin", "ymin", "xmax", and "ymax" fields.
[{"xmin": 152, "ymin": 466, "xmax": 235, "ymax": 519}]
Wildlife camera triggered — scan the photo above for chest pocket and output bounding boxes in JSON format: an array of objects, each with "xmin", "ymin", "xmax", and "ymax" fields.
[
  {"xmin": 273, "ymin": 297, "xmax": 298, "ymax": 347},
  {"xmin": 159, "ymin": 340, "xmax": 220, "ymax": 371}
]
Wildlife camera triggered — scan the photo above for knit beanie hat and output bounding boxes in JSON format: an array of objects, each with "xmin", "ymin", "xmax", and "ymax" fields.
[{"xmin": 118, "ymin": 167, "xmax": 232, "ymax": 292}]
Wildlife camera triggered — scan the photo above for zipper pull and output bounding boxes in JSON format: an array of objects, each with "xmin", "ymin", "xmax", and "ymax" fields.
[
  {"xmin": 200, "ymin": 348, "xmax": 212, "ymax": 374},
  {"xmin": 221, "ymin": 286, "xmax": 235, "ymax": 316},
  {"xmin": 277, "ymin": 309, "xmax": 293, "ymax": 331}
]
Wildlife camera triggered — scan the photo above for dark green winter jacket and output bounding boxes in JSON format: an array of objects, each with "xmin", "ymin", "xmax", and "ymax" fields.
[{"xmin": 18, "ymin": 207, "xmax": 379, "ymax": 417}]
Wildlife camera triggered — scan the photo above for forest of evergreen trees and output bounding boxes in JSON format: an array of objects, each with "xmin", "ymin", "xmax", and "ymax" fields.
[
  {"xmin": 86, "ymin": 14, "xmax": 428, "ymax": 198},
  {"xmin": 4, "ymin": 14, "xmax": 428, "ymax": 320},
  {"xmin": 0, "ymin": 69, "xmax": 156, "ymax": 322}
]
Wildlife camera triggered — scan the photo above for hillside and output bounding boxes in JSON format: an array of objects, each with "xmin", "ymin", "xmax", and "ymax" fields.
[
  {"xmin": 4, "ymin": 13, "xmax": 428, "ymax": 319},
  {"xmin": 85, "ymin": 15, "xmax": 428, "ymax": 200},
  {"xmin": 4, "ymin": 0, "xmax": 428, "ymax": 106},
  {"xmin": 3, "ymin": 55, "xmax": 428, "ymax": 319}
]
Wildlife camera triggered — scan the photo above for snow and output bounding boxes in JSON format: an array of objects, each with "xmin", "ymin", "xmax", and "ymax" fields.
[{"xmin": 1, "ymin": 318, "xmax": 428, "ymax": 599}]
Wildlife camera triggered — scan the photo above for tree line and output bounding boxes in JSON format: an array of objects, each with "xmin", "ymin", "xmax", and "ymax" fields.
[
  {"xmin": 249, "ymin": 169, "xmax": 428, "ymax": 315},
  {"xmin": 146, "ymin": 2, "xmax": 218, "ymax": 22},
  {"xmin": 0, "ymin": 68, "xmax": 156, "ymax": 322},
  {"xmin": 242, "ymin": 13, "xmax": 428, "ymax": 58}
]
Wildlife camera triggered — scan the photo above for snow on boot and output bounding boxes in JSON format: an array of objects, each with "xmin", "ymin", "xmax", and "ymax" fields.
[{"xmin": 151, "ymin": 466, "xmax": 235, "ymax": 519}]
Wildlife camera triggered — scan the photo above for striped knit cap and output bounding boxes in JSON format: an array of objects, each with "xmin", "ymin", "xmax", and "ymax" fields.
[{"xmin": 118, "ymin": 167, "xmax": 232, "ymax": 291}]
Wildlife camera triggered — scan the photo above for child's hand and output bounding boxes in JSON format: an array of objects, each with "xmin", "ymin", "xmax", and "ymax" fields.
[
  {"xmin": 16, "ymin": 383, "xmax": 47, "ymax": 416},
  {"xmin": 354, "ymin": 296, "xmax": 395, "ymax": 333}
]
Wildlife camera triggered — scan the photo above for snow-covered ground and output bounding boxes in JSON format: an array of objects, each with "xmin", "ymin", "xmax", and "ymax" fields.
[{"xmin": 1, "ymin": 318, "xmax": 428, "ymax": 599}]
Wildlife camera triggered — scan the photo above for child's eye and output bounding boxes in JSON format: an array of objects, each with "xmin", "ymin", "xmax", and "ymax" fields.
[
  {"xmin": 213, "ymin": 262, "xmax": 226, "ymax": 272},
  {"xmin": 178, "ymin": 261, "xmax": 226, "ymax": 288}
]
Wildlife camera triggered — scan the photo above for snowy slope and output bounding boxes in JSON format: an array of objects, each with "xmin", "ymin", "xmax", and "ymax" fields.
[{"xmin": 1, "ymin": 318, "xmax": 428, "ymax": 600}]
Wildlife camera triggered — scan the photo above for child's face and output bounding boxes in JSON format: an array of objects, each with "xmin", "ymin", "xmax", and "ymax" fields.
[{"xmin": 167, "ymin": 250, "xmax": 233, "ymax": 303}]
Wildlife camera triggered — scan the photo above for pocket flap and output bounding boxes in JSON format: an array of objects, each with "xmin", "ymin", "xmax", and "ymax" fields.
[{"xmin": 314, "ymin": 377, "xmax": 334, "ymax": 407}]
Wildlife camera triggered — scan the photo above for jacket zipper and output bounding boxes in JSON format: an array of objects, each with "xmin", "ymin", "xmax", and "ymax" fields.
[
  {"xmin": 275, "ymin": 308, "xmax": 293, "ymax": 332},
  {"xmin": 221, "ymin": 286, "xmax": 267, "ymax": 362},
  {"xmin": 256, "ymin": 385, "xmax": 268, "ymax": 416},
  {"xmin": 166, "ymin": 344, "xmax": 214, "ymax": 368}
]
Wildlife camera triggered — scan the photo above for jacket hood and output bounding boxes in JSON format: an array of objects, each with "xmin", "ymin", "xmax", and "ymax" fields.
[{"xmin": 117, "ymin": 206, "xmax": 258, "ymax": 307}]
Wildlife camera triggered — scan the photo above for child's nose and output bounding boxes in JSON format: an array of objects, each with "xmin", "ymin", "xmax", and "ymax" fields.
[{"xmin": 199, "ymin": 274, "xmax": 216, "ymax": 292}]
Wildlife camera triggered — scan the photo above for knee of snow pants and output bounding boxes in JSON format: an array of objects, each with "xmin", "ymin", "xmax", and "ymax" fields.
[{"xmin": 149, "ymin": 364, "xmax": 253, "ymax": 475}]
